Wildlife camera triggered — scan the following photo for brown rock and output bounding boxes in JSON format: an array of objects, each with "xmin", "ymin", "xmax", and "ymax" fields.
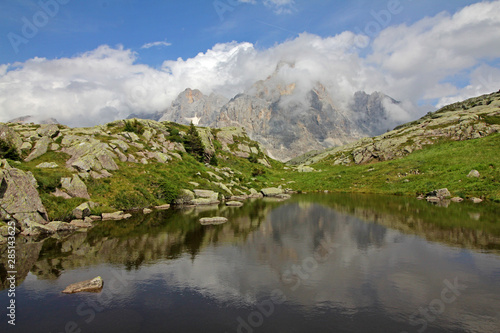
[{"xmin": 62, "ymin": 277, "xmax": 103, "ymax": 294}]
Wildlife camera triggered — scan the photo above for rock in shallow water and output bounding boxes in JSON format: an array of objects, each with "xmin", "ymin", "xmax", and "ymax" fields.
[
  {"xmin": 62, "ymin": 276, "xmax": 104, "ymax": 294},
  {"xmin": 199, "ymin": 217, "xmax": 228, "ymax": 225}
]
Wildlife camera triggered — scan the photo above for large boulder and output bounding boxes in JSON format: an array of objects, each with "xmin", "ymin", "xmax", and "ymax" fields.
[
  {"xmin": 0, "ymin": 160, "xmax": 49, "ymax": 229},
  {"xmin": 261, "ymin": 187, "xmax": 284, "ymax": 197},
  {"xmin": 174, "ymin": 189, "xmax": 195, "ymax": 205},
  {"xmin": 62, "ymin": 139, "xmax": 118, "ymax": 172},
  {"xmin": 25, "ymin": 136, "xmax": 51, "ymax": 162},
  {"xmin": 36, "ymin": 124, "xmax": 60, "ymax": 138},
  {"xmin": 61, "ymin": 175, "xmax": 90, "ymax": 199},
  {"xmin": 0, "ymin": 124, "xmax": 23, "ymax": 152}
]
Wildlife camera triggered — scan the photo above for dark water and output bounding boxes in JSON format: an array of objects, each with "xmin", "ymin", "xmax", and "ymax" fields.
[{"xmin": 1, "ymin": 194, "xmax": 500, "ymax": 333}]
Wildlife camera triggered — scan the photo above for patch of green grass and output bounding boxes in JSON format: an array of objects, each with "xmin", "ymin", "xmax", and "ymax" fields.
[
  {"xmin": 40, "ymin": 194, "xmax": 86, "ymax": 221},
  {"xmin": 483, "ymin": 115, "xmax": 500, "ymax": 125}
]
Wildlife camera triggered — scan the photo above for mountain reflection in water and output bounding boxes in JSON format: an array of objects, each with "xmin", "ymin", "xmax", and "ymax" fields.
[{"xmin": 1, "ymin": 194, "xmax": 499, "ymax": 333}]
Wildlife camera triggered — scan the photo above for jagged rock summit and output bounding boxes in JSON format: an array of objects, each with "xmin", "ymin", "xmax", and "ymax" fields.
[{"xmin": 152, "ymin": 62, "xmax": 403, "ymax": 161}]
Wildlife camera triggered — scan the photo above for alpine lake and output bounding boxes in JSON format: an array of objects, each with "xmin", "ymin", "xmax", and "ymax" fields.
[{"xmin": 1, "ymin": 193, "xmax": 500, "ymax": 333}]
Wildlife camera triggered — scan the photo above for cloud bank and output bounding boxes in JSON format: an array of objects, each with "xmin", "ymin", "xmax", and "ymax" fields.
[{"xmin": 1, "ymin": 1, "xmax": 499, "ymax": 127}]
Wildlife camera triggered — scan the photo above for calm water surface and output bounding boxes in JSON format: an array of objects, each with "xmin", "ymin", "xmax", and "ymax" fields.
[{"xmin": 1, "ymin": 194, "xmax": 500, "ymax": 333}]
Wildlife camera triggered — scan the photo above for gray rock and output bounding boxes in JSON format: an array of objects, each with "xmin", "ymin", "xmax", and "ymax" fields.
[
  {"xmin": 36, "ymin": 124, "xmax": 59, "ymax": 138},
  {"xmin": 62, "ymin": 276, "xmax": 103, "ymax": 294},
  {"xmin": 467, "ymin": 170, "xmax": 480, "ymax": 178},
  {"xmin": 0, "ymin": 162, "xmax": 49, "ymax": 228},
  {"xmin": 52, "ymin": 188, "xmax": 72, "ymax": 199},
  {"xmin": 21, "ymin": 221, "xmax": 55, "ymax": 236},
  {"xmin": 261, "ymin": 187, "xmax": 284, "ymax": 197},
  {"xmin": 47, "ymin": 221, "xmax": 78, "ymax": 232},
  {"xmin": 191, "ymin": 198, "xmax": 220, "ymax": 206},
  {"xmin": 0, "ymin": 124, "xmax": 23, "ymax": 152},
  {"xmin": 72, "ymin": 203, "xmax": 91, "ymax": 219},
  {"xmin": 470, "ymin": 197, "xmax": 483, "ymax": 204},
  {"xmin": 63, "ymin": 139, "xmax": 118, "ymax": 172},
  {"xmin": 25, "ymin": 136, "xmax": 51, "ymax": 162},
  {"xmin": 70, "ymin": 219, "xmax": 93, "ymax": 228},
  {"xmin": 61, "ymin": 175, "xmax": 90, "ymax": 199},
  {"xmin": 451, "ymin": 197, "xmax": 464, "ymax": 203},
  {"xmin": 194, "ymin": 189, "xmax": 219, "ymax": 201},
  {"xmin": 154, "ymin": 204, "xmax": 170, "ymax": 210},
  {"xmin": 101, "ymin": 211, "xmax": 132, "ymax": 221},
  {"xmin": 199, "ymin": 217, "xmax": 228, "ymax": 225},
  {"xmin": 175, "ymin": 189, "xmax": 195, "ymax": 205}
]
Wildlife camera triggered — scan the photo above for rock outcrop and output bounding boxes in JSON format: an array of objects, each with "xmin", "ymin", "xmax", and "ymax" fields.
[{"xmin": 0, "ymin": 160, "xmax": 48, "ymax": 230}]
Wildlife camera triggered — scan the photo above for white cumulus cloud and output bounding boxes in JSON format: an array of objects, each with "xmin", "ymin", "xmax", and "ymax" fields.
[{"xmin": 0, "ymin": 1, "xmax": 499, "ymax": 127}]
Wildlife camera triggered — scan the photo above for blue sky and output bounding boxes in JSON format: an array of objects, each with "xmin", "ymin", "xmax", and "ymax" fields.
[
  {"xmin": 1, "ymin": 0, "xmax": 499, "ymax": 126},
  {"xmin": 0, "ymin": 0, "xmax": 482, "ymax": 65}
]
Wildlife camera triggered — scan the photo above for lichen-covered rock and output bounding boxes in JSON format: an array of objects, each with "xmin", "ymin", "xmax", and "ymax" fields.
[
  {"xmin": 47, "ymin": 221, "xmax": 78, "ymax": 232},
  {"xmin": 72, "ymin": 202, "xmax": 91, "ymax": 219},
  {"xmin": 61, "ymin": 175, "xmax": 90, "ymax": 199},
  {"xmin": 36, "ymin": 124, "xmax": 59, "ymax": 138},
  {"xmin": 175, "ymin": 189, "xmax": 195, "ymax": 205},
  {"xmin": 20, "ymin": 221, "xmax": 55, "ymax": 236},
  {"xmin": 261, "ymin": 187, "xmax": 284, "ymax": 197},
  {"xmin": 194, "ymin": 189, "xmax": 219, "ymax": 201},
  {"xmin": 62, "ymin": 276, "xmax": 103, "ymax": 294},
  {"xmin": 0, "ymin": 124, "xmax": 23, "ymax": 152},
  {"xmin": 0, "ymin": 161, "xmax": 49, "ymax": 228},
  {"xmin": 63, "ymin": 139, "xmax": 118, "ymax": 172},
  {"xmin": 25, "ymin": 136, "xmax": 51, "ymax": 162}
]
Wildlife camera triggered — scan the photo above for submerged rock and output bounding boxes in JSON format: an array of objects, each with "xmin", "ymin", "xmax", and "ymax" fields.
[
  {"xmin": 200, "ymin": 217, "xmax": 228, "ymax": 225},
  {"xmin": 226, "ymin": 201, "xmax": 244, "ymax": 207},
  {"xmin": 62, "ymin": 276, "xmax": 104, "ymax": 294}
]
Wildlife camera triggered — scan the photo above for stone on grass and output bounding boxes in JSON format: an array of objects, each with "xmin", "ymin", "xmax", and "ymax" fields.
[
  {"xmin": 467, "ymin": 170, "xmax": 480, "ymax": 178},
  {"xmin": 62, "ymin": 277, "xmax": 103, "ymax": 294},
  {"xmin": 72, "ymin": 202, "xmax": 91, "ymax": 219},
  {"xmin": 61, "ymin": 175, "xmax": 90, "ymax": 199}
]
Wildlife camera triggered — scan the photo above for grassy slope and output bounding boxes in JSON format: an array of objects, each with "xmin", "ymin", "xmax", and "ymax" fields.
[{"xmin": 288, "ymin": 134, "xmax": 500, "ymax": 202}]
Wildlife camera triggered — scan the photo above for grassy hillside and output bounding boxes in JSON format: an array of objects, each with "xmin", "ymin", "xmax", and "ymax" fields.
[{"xmin": 287, "ymin": 133, "xmax": 500, "ymax": 202}]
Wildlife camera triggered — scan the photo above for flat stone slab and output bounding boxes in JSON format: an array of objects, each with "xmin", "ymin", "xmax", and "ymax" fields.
[
  {"xmin": 200, "ymin": 217, "xmax": 228, "ymax": 225},
  {"xmin": 154, "ymin": 204, "xmax": 171, "ymax": 210},
  {"xmin": 102, "ymin": 211, "xmax": 132, "ymax": 221},
  {"xmin": 62, "ymin": 277, "xmax": 104, "ymax": 294},
  {"xmin": 226, "ymin": 201, "xmax": 244, "ymax": 207}
]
